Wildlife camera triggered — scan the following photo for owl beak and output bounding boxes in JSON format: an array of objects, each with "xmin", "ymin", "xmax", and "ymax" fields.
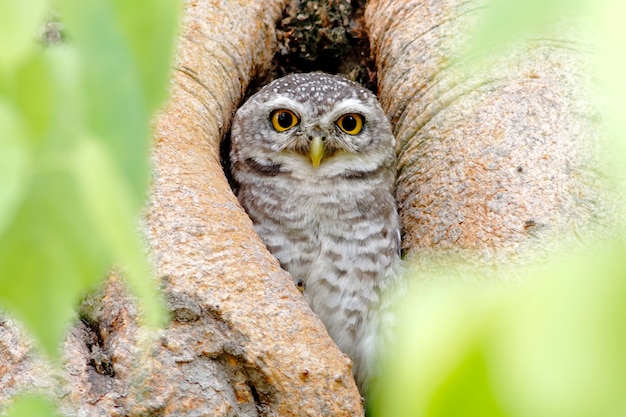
[{"xmin": 309, "ymin": 136, "xmax": 324, "ymax": 168}]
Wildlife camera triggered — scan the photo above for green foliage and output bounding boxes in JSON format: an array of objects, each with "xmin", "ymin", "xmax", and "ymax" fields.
[
  {"xmin": 0, "ymin": 0, "xmax": 180, "ymax": 361},
  {"xmin": 374, "ymin": 246, "xmax": 626, "ymax": 417},
  {"xmin": 373, "ymin": 0, "xmax": 626, "ymax": 416},
  {"xmin": 5, "ymin": 395, "xmax": 60, "ymax": 417},
  {"xmin": 470, "ymin": 0, "xmax": 590, "ymax": 52},
  {"xmin": 0, "ymin": 0, "xmax": 48, "ymax": 67}
]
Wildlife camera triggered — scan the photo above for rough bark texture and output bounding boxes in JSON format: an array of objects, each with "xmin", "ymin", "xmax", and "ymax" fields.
[
  {"xmin": 366, "ymin": 0, "xmax": 607, "ymax": 270},
  {"xmin": 130, "ymin": 0, "xmax": 362, "ymax": 414},
  {"xmin": 0, "ymin": 318, "xmax": 55, "ymax": 406}
]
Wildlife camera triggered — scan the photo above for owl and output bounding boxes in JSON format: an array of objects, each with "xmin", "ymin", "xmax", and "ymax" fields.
[{"xmin": 230, "ymin": 72, "xmax": 401, "ymax": 394}]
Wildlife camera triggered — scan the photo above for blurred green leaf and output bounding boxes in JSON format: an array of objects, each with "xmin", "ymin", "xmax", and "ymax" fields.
[
  {"xmin": 375, "ymin": 246, "xmax": 626, "ymax": 417},
  {"xmin": 12, "ymin": 52, "xmax": 57, "ymax": 141},
  {"xmin": 57, "ymin": 0, "xmax": 148, "ymax": 199},
  {"xmin": 55, "ymin": 0, "xmax": 180, "ymax": 199},
  {"xmin": 593, "ymin": 0, "xmax": 626, "ymax": 163},
  {"xmin": 0, "ymin": 0, "xmax": 178, "ymax": 359},
  {"xmin": 372, "ymin": 283, "xmax": 507, "ymax": 417},
  {"xmin": 0, "ymin": 0, "xmax": 47, "ymax": 69},
  {"xmin": 6, "ymin": 395, "xmax": 60, "ymax": 417},
  {"xmin": 470, "ymin": 0, "xmax": 588, "ymax": 53},
  {"xmin": 0, "ymin": 100, "xmax": 29, "ymax": 237},
  {"xmin": 73, "ymin": 138, "xmax": 166, "ymax": 327},
  {"xmin": 0, "ymin": 169, "xmax": 110, "ymax": 357},
  {"xmin": 111, "ymin": 0, "xmax": 181, "ymax": 112},
  {"xmin": 428, "ymin": 349, "xmax": 506, "ymax": 417},
  {"xmin": 492, "ymin": 247, "xmax": 626, "ymax": 417}
]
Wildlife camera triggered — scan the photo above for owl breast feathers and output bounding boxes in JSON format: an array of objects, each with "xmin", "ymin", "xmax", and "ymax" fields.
[{"xmin": 230, "ymin": 72, "xmax": 401, "ymax": 394}]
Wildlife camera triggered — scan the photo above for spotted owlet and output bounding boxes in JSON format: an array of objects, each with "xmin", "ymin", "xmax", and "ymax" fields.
[{"xmin": 230, "ymin": 72, "xmax": 401, "ymax": 394}]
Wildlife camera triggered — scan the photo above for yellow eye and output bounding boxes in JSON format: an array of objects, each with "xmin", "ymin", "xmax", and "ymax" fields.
[
  {"xmin": 336, "ymin": 113, "xmax": 363, "ymax": 135},
  {"xmin": 271, "ymin": 109, "xmax": 299, "ymax": 132}
]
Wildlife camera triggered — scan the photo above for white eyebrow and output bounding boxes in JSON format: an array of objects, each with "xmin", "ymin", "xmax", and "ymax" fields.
[
  {"xmin": 322, "ymin": 99, "xmax": 376, "ymax": 124},
  {"xmin": 263, "ymin": 96, "xmax": 310, "ymax": 117}
]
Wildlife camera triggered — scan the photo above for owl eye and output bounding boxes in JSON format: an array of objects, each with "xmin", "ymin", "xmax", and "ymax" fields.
[
  {"xmin": 271, "ymin": 109, "xmax": 299, "ymax": 132},
  {"xmin": 336, "ymin": 113, "xmax": 363, "ymax": 135}
]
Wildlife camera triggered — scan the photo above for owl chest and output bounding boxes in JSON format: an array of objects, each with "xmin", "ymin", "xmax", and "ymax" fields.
[
  {"xmin": 272, "ymin": 180, "xmax": 364, "ymax": 235},
  {"xmin": 260, "ymin": 178, "xmax": 381, "ymax": 263}
]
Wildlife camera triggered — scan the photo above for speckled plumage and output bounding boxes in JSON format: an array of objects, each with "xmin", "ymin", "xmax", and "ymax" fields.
[{"xmin": 230, "ymin": 73, "xmax": 401, "ymax": 393}]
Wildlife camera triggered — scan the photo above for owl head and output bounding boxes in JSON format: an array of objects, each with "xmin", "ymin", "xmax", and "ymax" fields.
[{"xmin": 230, "ymin": 73, "xmax": 396, "ymax": 180}]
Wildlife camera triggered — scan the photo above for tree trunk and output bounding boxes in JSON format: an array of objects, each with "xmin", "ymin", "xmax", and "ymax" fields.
[
  {"xmin": 367, "ymin": 0, "xmax": 607, "ymax": 270},
  {"xmin": 1, "ymin": 0, "xmax": 609, "ymax": 415},
  {"xmin": 112, "ymin": 0, "xmax": 362, "ymax": 413}
]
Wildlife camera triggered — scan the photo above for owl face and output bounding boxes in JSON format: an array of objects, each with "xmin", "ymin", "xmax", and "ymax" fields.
[{"xmin": 231, "ymin": 73, "xmax": 396, "ymax": 179}]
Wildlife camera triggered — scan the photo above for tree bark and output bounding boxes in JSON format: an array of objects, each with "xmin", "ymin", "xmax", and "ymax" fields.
[{"xmin": 367, "ymin": 0, "xmax": 607, "ymax": 270}]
